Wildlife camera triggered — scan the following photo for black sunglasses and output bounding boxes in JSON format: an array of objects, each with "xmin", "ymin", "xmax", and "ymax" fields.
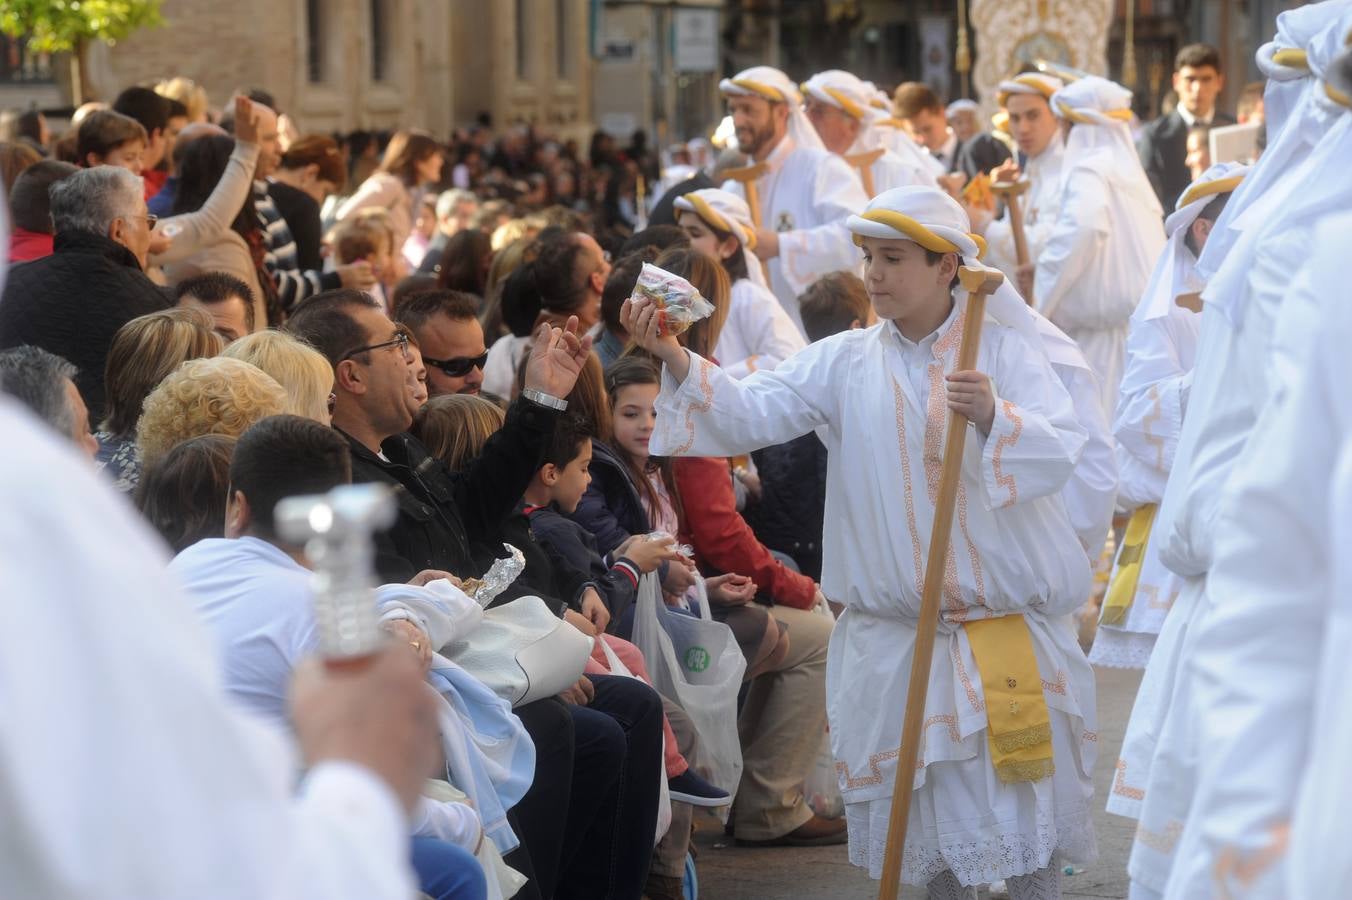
[
  {"xmin": 340, "ymin": 331, "xmax": 410, "ymax": 363},
  {"xmin": 422, "ymin": 351, "xmax": 489, "ymax": 378}
]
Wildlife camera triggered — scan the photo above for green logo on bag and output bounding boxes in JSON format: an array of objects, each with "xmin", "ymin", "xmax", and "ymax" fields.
[{"xmin": 684, "ymin": 646, "xmax": 710, "ymax": 673}]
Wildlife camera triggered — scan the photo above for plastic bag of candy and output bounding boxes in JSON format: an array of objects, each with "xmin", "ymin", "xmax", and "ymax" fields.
[{"xmin": 630, "ymin": 262, "xmax": 715, "ymax": 336}]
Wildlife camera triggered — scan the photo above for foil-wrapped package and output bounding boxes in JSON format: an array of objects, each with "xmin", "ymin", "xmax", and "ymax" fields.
[{"xmin": 464, "ymin": 543, "xmax": 526, "ymax": 607}]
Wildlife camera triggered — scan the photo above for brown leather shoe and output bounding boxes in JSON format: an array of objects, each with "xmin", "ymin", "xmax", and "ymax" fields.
[{"xmin": 735, "ymin": 814, "xmax": 848, "ymax": 847}]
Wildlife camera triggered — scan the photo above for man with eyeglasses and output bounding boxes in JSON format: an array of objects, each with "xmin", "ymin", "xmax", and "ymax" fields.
[
  {"xmin": 287, "ymin": 287, "xmax": 590, "ymax": 582},
  {"xmin": 395, "ymin": 290, "xmax": 488, "ymax": 397},
  {"xmin": 0, "ymin": 165, "xmax": 170, "ymax": 422}
]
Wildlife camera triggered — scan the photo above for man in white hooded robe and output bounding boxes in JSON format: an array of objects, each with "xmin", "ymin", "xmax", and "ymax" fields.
[
  {"xmin": 1033, "ymin": 77, "xmax": 1166, "ymax": 413},
  {"xmin": 718, "ymin": 66, "xmax": 870, "ymax": 335}
]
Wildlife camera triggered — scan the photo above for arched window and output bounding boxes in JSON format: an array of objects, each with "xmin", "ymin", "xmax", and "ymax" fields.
[
  {"xmin": 557, "ymin": 0, "xmax": 574, "ymax": 80},
  {"xmin": 305, "ymin": 0, "xmax": 326, "ymax": 83},
  {"xmin": 516, "ymin": 0, "xmax": 530, "ymax": 81},
  {"xmin": 370, "ymin": 0, "xmax": 390, "ymax": 82}
]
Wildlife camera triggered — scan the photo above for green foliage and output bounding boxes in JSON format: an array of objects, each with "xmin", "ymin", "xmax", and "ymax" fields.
[{"xmin": 0, "ymin": 0, "xmax": 165, "ymax": 51}]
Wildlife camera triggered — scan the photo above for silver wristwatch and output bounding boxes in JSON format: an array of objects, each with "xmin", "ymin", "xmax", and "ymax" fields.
[{"xmin": 522, "ymin": 388, "xmax": 568, "ymax": 411}]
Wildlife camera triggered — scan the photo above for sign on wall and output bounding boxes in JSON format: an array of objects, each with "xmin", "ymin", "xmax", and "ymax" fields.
[{"xmin": 674, "ymin": 8, "xmax": 719, "ymax": 73}]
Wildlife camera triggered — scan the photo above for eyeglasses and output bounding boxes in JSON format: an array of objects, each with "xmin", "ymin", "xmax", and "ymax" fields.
[
  {"xmin": 340, "ymin": 330, "xmax": 410, "ymax": 363},
  {"xmin": 125, "ymin": 213, "xmax": 159, "ymax": 230},
  {"xmin": 422, "ymin": 351, "xmax": 489, "ymax": 378}
]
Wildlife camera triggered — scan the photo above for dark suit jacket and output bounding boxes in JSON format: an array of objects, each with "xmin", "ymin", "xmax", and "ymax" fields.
[
  {"xmin": 1137, "ymin": 109, "xmax": 1237, "ymax": 212},
  {"xmin": 953, "ymin": 133, "xmax": 1012, "ymax": 180},
  {"xmin": 0, "ymin": 231, "xmax": 170, "ymax": 421}
]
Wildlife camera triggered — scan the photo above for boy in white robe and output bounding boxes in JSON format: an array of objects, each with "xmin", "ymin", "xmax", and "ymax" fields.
[
  {"xmin": 718, "ymin": 66, "xmax": 870, "ymax": 334},
  {"xmin": 1119, "ymin": 9, "xmax": 1351, "ymax": 897},
  {"xmin": 976, "ymin": 73, "xmax": 1066, "ymax": 290},
  {"xmin": 672, "ymin": 188, "xmax": 806, "ymax": 378},
  {"xmin": 623, "ymin": 185, "xmax": 1098, "ymax": 899},
  {"xmin": 1034, "ymin": 77, "xmax": 1165, "ymax": 413},
  {"xmin": 1090, "ymin": 162, "xmax": 1248, "ymax": 673},
  {"xmin": 801, "ymin": 70, "xmax": 939, "ymax": 197}
]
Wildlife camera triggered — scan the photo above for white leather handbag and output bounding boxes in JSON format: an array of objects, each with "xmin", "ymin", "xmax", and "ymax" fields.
[{"xmin": 444, "ymin": 595, "xmax": 592, "ymax": 708}]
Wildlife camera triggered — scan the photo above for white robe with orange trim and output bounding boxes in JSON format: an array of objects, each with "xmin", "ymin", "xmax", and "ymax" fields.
[
  {"xmin": 721, "ymin": 136, "xmax": 868, "ymax": 335},
  {"xmin": 714, "ymin": 278, "xmax": 807, "ymax": 379},
  {"xmin": 650, "ymin": 302, "xmax": 1098, "ymax": 886}
]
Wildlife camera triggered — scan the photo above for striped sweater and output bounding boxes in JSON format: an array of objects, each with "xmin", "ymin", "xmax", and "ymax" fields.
[{"xmin": 253, "ymin": 181, "xmax": 340, "ymax": 313}]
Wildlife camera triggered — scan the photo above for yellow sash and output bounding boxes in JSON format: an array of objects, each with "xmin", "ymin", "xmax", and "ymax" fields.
[
  {"xmin": 1100, "ymin": 504, "xmax": 1157, "ymax": 626},
  {"xmin": 963, "ymin": 614, "xmax": 1054, "ymax": 783}
]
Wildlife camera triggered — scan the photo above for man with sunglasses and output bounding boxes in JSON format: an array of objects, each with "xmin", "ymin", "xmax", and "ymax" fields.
[{"xmin": 395, "ymin": 290, "xmax": 487, "ymax": 397}]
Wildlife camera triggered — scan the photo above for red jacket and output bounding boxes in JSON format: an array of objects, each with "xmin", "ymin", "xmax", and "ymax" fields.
[
  {"xmin": 674, "ymin": 456, "xmax": 816, "ymax": 609},
  {"xmin": 142, "ymin": 168, "xmax": 168, "ymax": 200},
  {"xmin": 9, "ymin": 228, "xmax": 54, "ymax": 263}
]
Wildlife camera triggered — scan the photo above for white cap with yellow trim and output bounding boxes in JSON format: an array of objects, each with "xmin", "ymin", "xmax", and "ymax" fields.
[
  {"xmin": 1049, "ymin": 75, "xmax": 1134, "ymax": 126},
  {"xmin": 672, "ymin": 188, "xmax": 769, "ymax": 289},
  {"xmin": 845, "ymin": 186, "xmax": 1051, "ymax": 356},
  {"xmin": 1049, "ymin": 76, "xmax": 1161, "ymax": 222},
  {"xmin": 801, "ymin": 70, "xmax": 874, "ymax": 121},
  {"xmin": 996, "ymin": 73, "xmax": 1065, "ymax": 109},
  {"xmin": 1136, "ymin": 161, "xmax": 1250, "ymax": 322},
  {"xmin": 1202, "ymin": 10, "xmax": 1352, "ymax": 328},
  {"xmin": 720, "ymin": 65, "xmax": 824, "ymax": 151}
]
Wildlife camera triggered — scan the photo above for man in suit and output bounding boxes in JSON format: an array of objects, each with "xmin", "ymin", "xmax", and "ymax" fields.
[
  {"xmin": 1137, "ymin": 43, "xmax": 1235, "ymax": 211},
  {"xmin": 892, "ymin": 82, "xmax": 1010, "ymax": 181}
]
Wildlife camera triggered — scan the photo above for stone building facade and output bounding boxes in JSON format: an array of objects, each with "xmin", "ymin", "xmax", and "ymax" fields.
[{"xmin": 68, "ymin": 0, "xmax": 596, "ymax": 140}]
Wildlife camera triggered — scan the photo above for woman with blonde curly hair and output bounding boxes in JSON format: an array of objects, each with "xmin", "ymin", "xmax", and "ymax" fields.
[
  {"xmin": 96, "ymin": 306, "xmax": 225, "ymax": 493},
  {"xmin": 221, "ymin": 330, "xmax": 334, "ymax": 424},
  {"xmin": 136, "ymin": 357, "xmax": 287, "ymax": 468}
]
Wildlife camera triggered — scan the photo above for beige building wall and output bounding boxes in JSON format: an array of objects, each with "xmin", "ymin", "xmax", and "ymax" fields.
[
  {"xmin": 450, "ymin": 0, "xmax": 593, "ymax": 143},
  {"xmin": 75, "ymin": 0, "xmax": 591, "ymax": 139}
]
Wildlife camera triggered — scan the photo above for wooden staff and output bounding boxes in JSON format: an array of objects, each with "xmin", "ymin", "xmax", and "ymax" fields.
[
  {"xmin": 1175, "ymin": 291, "xmax": 1204, "ymax": 313},
  {"xmin": 845, "ymin": 147, "xmax": 886, "ymax": 198},
  {"xmin": 877, "ymin": 266, "xmax": 1005, "ymax": 900},
  {"xmin": 723, "ymin": 161, "xmax": 772, "ymax": 283},
  {"xmin": 991, "ymin": 178, "xmax": 1033, "ymax": 305}
]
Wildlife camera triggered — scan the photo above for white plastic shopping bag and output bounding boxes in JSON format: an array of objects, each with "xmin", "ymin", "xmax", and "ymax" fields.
[{"xmin": 631, "ymin": 572, "xmax": 746, "ymax": 813}]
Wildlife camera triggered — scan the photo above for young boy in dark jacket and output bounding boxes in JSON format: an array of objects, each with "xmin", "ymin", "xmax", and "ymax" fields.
[{"xmin": 521, "ymin": 414, "xmax": 677, "ymax": 634}]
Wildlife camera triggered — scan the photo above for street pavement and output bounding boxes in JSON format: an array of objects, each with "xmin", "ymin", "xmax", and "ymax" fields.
[{"xmin": 694, "ymin": 665, "xmax": 1144, "ymax": 899}]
